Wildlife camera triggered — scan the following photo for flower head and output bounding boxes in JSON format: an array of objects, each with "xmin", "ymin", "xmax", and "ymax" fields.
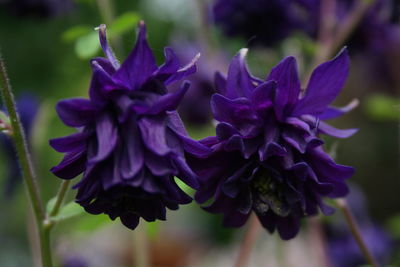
[
  {"xmin": 50, "ymin": 22, "xmax": 210, "ymax": 229},
  {"xmin": 188, "ymin": 48, "xmax": 357, "ymax": 239}
]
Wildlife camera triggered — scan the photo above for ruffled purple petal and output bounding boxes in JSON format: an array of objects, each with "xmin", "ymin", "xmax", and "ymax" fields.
[
  {"xmin": 56, "ymin": 98, "xmax": 98, "ymax": 127},
  {"xmin": 293, "ymin": 48, "xmax": 349, "ymax": 116}
]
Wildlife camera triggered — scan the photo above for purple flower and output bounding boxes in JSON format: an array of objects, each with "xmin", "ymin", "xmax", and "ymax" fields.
[
  {"xmin": 188, "ymin": 48, "xmax": 357, "ymax": 240},
  {"xmin": 50, "ymin": 22, "xmax": 210, "ymax": 230},
  {"xmin": 1, "ymin": 93, "xmax": 39, "ymax": 197},
  {"xmin": 212, "ymin": 0, "xmax": 314, "ymax": 46}
]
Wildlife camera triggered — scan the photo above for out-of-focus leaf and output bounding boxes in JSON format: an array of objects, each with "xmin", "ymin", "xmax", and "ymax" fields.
[
  {"xmin": 75, "ymin": 31, "xmax": 100, "ymax": 59},
  {"xmin": 62, "ymin": 25, "xmax": 92, "ymax": 43},
  {"xmin": 364, "ymin": 94, "xmax": 400, "ymax": 121},
  {"xmin": 73, "ymin": 213, "xmax": 111, "ymax": 232},
  {"xmin": 47, "ymin": 198, "xmax": 85, "ymax": 222},
  {"xmin": 108, "ymin": 12, "xmax": 141, "ymax": 38},
  {"xmin": 387, "ymin": 214, "xmax": 400, "ymax": 239}
]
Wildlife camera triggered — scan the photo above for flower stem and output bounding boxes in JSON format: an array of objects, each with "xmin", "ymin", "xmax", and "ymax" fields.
[
  {"xmin": 0, "ymin": 52, "xmax": 52, "ymax": 267},
  {"xmin": 133, "ymin": 224, "xmax": 150, "ymax": 267},
  {"xmin": 336, "ymin": 198, "xmax": 380, "ymax": 267},
  {"xmin": 50, "ymin": 180, "xmax": 71, "ymax": 217},
  {"xmin": 234, "ymin": 214, "xmax": 260, "ymax": 267}
]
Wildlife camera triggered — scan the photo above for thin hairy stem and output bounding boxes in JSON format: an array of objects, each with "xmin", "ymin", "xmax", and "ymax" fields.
[
  {"xmin": 0, "ymin": 52, "xmax": 53, "ymax": 266},
  {"xmin": 336, "ymin": 199, "xmax": 380, "ymax": 267},
  {"xmin": 50, "ymin": 180, "xmax": 71, "ymax": 217}
]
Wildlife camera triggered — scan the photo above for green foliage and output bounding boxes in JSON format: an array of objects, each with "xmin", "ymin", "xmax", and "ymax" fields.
[
  {"xmin": 62, "ymin": 12, "xmax": 141, "ymax": 59},
  {"xmin": 108, "ymin": 12, "xmax": 141, "ymax": 38},
  {"xmin": 46, "ymin": 198, "xmax": 85, "ymax": 222},
  {"xmin": 387, "ymin": 214, "xmax": 400, "ymax": 239},
  {"xmin": 75, "ymin": 31, "xmax": 100, "ymax": 59},
  {"xmin": 364, "ymin": 94, "xmax": 400, "ymax": 121}
]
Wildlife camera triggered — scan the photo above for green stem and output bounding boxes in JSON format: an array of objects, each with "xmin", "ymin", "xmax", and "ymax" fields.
[
  {"xmin": 336, "ymin": 199, "xmax": 380, "ymax": 267},
  {"xmin": 133, "ymin": 224, "xmax": 150, "ymax": 267},
  {"xmin": 0, "ymin": 52, "xmax": 52, "ymax": 267},
  {"xmin": 50, "ymin": 180, "xmax": 71, "ymax": 217}
]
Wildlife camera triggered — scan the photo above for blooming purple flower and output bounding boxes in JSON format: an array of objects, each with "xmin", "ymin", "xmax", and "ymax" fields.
[
  {"xmin": 212, "ymin": 0, "xmax": 315, "ymax": 46},
  {"xmin": 188, "ymin": 48, "xmax": 357, "ymax": 240},
  {"xmin": 50, "ymin": 22, "xmax": 210, "ymax": 229},
  {"xmin": 1, "ymin": 93, "xmax": 39, "ymax": 197}
]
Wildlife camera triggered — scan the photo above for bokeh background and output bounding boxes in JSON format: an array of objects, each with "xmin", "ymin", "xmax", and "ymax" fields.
[{"xmin": 0, "ymin": 0, "xmax": 399, "ymax": 266}]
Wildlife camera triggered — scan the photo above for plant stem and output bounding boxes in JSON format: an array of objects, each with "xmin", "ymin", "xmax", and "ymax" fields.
[
  {"xmin": 234, "ymin": 214, "xmax": 260, "ymax": 267},
  {"xmin": 50, "ymin": 180, "xmax": 71, "ymax": 217},
  {"xmin": 336, "ymin": 199, "xmax": 380, "ymax": 267},
  {"xmin": 305, "ymin": 0, "xmax": 375, "ymax": 81},
  {"xmin": 133, "ymin": 224, "xmax": 150, "ymax": 267},
  {"xmin": 0, "ymin": 52, "xmax": 52, "ymax": 267}
]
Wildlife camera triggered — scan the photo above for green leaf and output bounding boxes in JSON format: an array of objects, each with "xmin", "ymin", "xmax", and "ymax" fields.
[
  {"xmin": 74, "ymin": 31, "xmax": 100, "ymax": 59},
  {"xmin": 174, "ymin": 177, "xmax": 194, "ymax": 196},
  {"xmin": 387, "ymin": 214, "xmax": 400, "ymax": 239},
  {"xmin": 47, "ymin": 198, "xmax": 85, "ymax": 222},
  {"xmin": 46, "ymin": 197, "xmax": 57, "ymax": 214},
  {"xmin": 62, "ymin": 25, "xmax": 93, "ymax": 43},
  {"xmin": 108, "ymin": 12, "xmax": 141, "ymax": 38},
  {"xmin": 364, "ymin": 94, "xmax": 400, "ymax": 121}
]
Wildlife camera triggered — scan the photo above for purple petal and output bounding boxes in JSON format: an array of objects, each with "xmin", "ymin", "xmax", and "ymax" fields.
[
  {"xmin": 90, "ymin": 112, "xmax": 117, "ymax": 162},
  {"xmin": 143, "ymin": 81, "xmax": 189, "ymax": 115},
  {"xmin": 50, "ymin": 131, "xmax": 90, "ymax": 153},
  {"xmin": 139, "ymin": 116, "xmax": 170, "ymax": 156},
  {"xmin": 114, "ymin": 21, "xmax": 157, "ymax": 90},
  {"xmin": 119, "ymin": 122, "xmax": 143, "ymax": 179},
  {"xmin": 211, "ymin": 94, "xmax": 256, "ymax": 125},
  {"xmin": 51, "ymin": 150, "xmax": 86, "ymax": 179},
  {"xmin": 251, "ymin": 80, "xmax": 276, "ymax": 111},
  {"xmin": 277, "ymin": 216, "xmax": 301, "ymax": 240},
  {"xmin": 318, "ymin": 121, "xmax": 358, "ymax": 138},
  {"xmin": 152, "ymin": 47, "xmax": 180, "ymax": 81},
  {"xmin": 97, "ymin": 24, "xmax": 120, "ymax": 70},
  {"xmin": 165, "ymin": 53, "xmax": 200, "ymax": 85},
  {"xmin": 225, "ymin": 48, "xmax": 256, "ymax": 99},
  {"xmin": 56, "ymin": 98, "xmax": 98, "ymax": 127},
  {"xmin": 293, "ymin": 48, "xmax": 349, "ymax": 116},
  {"xmin": 267, "ymin": 56, "xmax": 301, "ymax": 118},
  {"xmin": 318, "ymin": 99, "xmax": 359, "ymax": 120},
  {"xmin": 120, "ymin": 213, "xmax": 140, "ymax": 230}
]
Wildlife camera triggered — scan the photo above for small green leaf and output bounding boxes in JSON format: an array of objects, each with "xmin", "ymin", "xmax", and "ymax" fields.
[
  {"xmin": 49, "ymin": 201, "xmax": 85, "ymax": 222},
  {"xmin": 387, "ymin": 214, "xmax": 400, "ymax": 239},
  {"xmin": 364, "ymin": 94, "xmax": 400, "ymax": 121},
  {"xmin": 108, "ymin": 12, "xmax": 141, "ymax": 38},
  {"xmin": 46, "ymin": 197, "xmax": 57, "ymax": 214},
  {"xmin": 75, "ymin": 31, "xmax": 100, "ymax": 59},
  {"xmin": 62, "ymin": 25, "xmax": 93, "ymax": 43},
  {"xmin": 174, "ymin": 177, "xmax": 194, "ymax": 196}
]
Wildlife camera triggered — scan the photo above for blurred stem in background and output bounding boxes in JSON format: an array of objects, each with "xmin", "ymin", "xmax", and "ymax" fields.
[
  {"xmin": 304, "ymin": 0, "xmax": 376, "ymax": 83},
  {"xmin": 234, "ymin": 214, "xmax": 260, "ymax": 267},
  {"xmin": 133, "ymin": 224, "xmax": 150, "ymax": 267},
  {"xmin": 336, "ymin": 199, "xmax": 380, "ymax": 267},
  {"xmin": 0, "ymin": 54, "xmax": 52, "ymax": 267}
]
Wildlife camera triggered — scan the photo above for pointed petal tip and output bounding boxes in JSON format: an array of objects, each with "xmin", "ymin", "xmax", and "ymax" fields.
[{"xmin": 239, "ymin": 48, "xmax": 248, "ymax": 59}]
